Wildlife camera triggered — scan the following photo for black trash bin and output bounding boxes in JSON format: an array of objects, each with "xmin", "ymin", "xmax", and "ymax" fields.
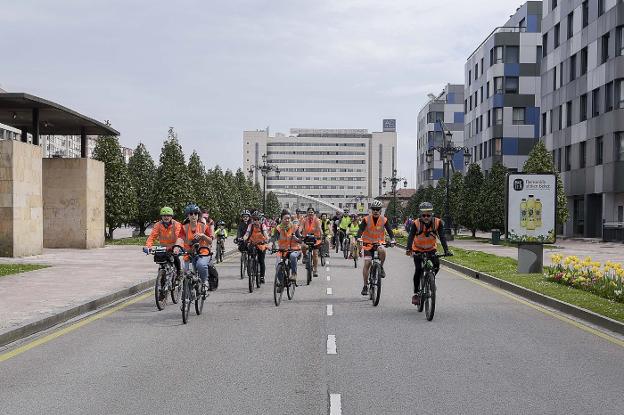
[{"xmin": 491, "ymin": 229, "xmax": 501, "ymax": 245}]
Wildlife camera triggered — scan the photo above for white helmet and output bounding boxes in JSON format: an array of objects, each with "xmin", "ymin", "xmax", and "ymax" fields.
[{"xmin": 370, "ymin": 200, "xmax": 383, "ymax": 210}]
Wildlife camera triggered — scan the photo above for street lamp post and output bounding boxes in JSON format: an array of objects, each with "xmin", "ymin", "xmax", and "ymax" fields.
[
  {"xmin": 382, "ymin": 170, "xmax": 407, "ymax": 229},
  {"xmin": 426, "ymin": 119, "xmax": 472, "ymax": 240},
  {"xmin": 248, "ymin": 154, "xmax": 280, "ymax": 213}
]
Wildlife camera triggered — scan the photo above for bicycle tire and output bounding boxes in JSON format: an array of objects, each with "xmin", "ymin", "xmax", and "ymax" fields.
[
  {"xmin": 248, "ymin": 256, "xmax": 255, "ymax": 293},
  {"xmin": 343, "ymin": 240, "xmax": 349, "ymax": 259},
  {"xmin": 354, "ymin": 251, "xmax": 358, "ymax": 268},
  {"xmin": 155, "ymin": 268, "xmax": 167, "ymax": 311},
  {"xmin": 368, "ymin": 264, "xmax": 376, "ymax": 301},
  {"xmin": 274, "ymin": 264, "xmax": 284, "ymax": 306},
  {"xmin": 373, "ymin": 265, "xmax": 382, "ymax": 307},
  {"xmin": 170, "ymin": 270, "xmax": 181, "ymax": 304},
  {"xmin": 417, "ymin": 273, "xmax": 425, "ymax": 313},
  {"xmin": 306, "ymin": 252, "xmax": 312, "ymax": 285},
  {"xmin": 321, "ymin": 252, "xmax": 326, "ymax": 267},
  {"xmin": 335, "ymin": 237, "xmax": 339, "ymax": 253},
  {"xmin": 287, "ymin": 276, "xmax": 295, "ymax": 300},
  {"xmin": 181, "ymin": 278, "xmax": 191, "ymax": 324},
  {"xmin": 255, "ymin": 259, "xmax": 261, "ymax": 288},
  {"xmin": 425, "ymin": 274, "xmax": 436, "ymax": 321},
  {"xmin": 240, "ymin": 253, "xmax": 246, "ymax": 279},
  {"xmin": 195, "ymin": 284, "xmax": 205, "ymax": 315}
]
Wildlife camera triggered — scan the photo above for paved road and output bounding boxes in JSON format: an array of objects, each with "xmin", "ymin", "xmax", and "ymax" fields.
[{"xmin": 1, "ymin": 248, "xmax": 623, "ymax": 414}]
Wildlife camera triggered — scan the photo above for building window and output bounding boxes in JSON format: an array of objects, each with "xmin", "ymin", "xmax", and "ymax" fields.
[
  {"xmin": 581, "ymin": 47, "xmax": 588, "ymax": 75},
  {"xmin": 582, "ymin": 1, "xmax": 589, "ymax": 28},
  {"xmin": 580, "ymin": 94, "xmax": 588, "ymax": 121},
  {"xmin": 596, "ymin": 136, "xmax": 603, "ymax": 165},
  {"xmin": 542, "ymin": 33, "xmax": 548, "ymax": 57},
  {"xmin": 481, "ymin": 58, "xmax": 484, "ymax": 75},
  {"xmin": 542, "ymin": 112, "xmax": 547, "ymax": 135},
  {"xmin": 536, "ymin": 46, "xmax": 543, "ymax": 66},
  {"xmin": 549, "ymin": 109, "xmax": 554, "ymax": 133},
  {"xmin": 479, "ymin": 143, "xmax": 483, "ymax": 160},
  {"xmin": 475, "ymin": 64, "xmax": 478, "ymax": 80},
  {"xmin": 468, "ymin": 70, "xmax": 471, "ymax": 86},
  {"xmin": 494, "ymin": 138, "xmax": 502, "ymax": 156},
  {"xmin": 567, "ymin": 12, "xmax": 574, "ymax": 39},
  {"xmin": 495, "ymin": 46, "xmax": 503, "ymax": 63},
  {"xmin": 560, "ymin": 62, "xmax": 564, "ymax": 87},
  {"xmin": 487, "ymin": 110, "xmax": 491, "ymax": 127},
  {"xmin": 598, "ymin": 0, "xmax": 605, "ymax": 17},
  {"xmin": 557, "ymin": 148, "xmax": 562, "ymax": 172},
  {"xmin": 565, "ymin": 145, "xmax": 571, "ymax": 170},
  {"xmin": 566, "ymin": 101, "xmax": 573, "ymax": 127},
  {"xmin": 570, "ymin": 54, "xmax": 577, "ymax": 81},
  {"xmin": 513, "ymin": 108, "xmax": 526, "ymax": 125},
  {"xmin": 554, "ymin": 24, "xmax": 560, "ymax": 48},
  {"xmin": 592, "ymin": 88, "xmax": 600, "ymax": 117},
  {"xmin": 616, "ymin": 132, "xmax": 624, "ymax": 161},
  {"xmin": 618, "ymin": 26, "xmax": 624, "ymax": 56},
  {"xmin": 580, "ymin": 142, "xmax": 586, "ymax": 168},
  {"xmin": 494, "ymin": 108, "xmax": 503, "ymax": 125},
  {"xmin": 486, "ymin": 81, "xmax": 490, "ymax": 98},
  {"xmin": 605, "ymin": 82, "xmax": 614, "ymax": 112},
  {"xmin": 558, "ymin": 105, "xmax": 563, "ymax": 131},
  {"xmin": 602, "ymin": 32, "xmax": 610, "ymax": 64},
  {"xmin": 464, "ymin": 99, "xmax": 468, "ymax": 114},
  {"xmin": 553, "ymin": 66, "xmax": 557, "ymax": 90},
  {"xmin": 494, "ymin": 77, "xmax": 504, "ymax": 94},
  {"xmin": 480, "ymin": 86, "xmax": 484, "ymax": 103},
  {"xmin": 505, "ymin": 77, "xmax": 519, "ymax": 94},
  {"xmin": 505, "ymin": 46, "xmax": 519, "ymax": 63},
  {"xmin": 519, "ymin": 17, "xmax": 526, "ymax": 29},
  {"xmin": 552, "ymin": 0, "xmax": 557, "ymax": 10},
  {"xmin": 616, "ymin": 79, "xmax": 624, "ymax": 109}
]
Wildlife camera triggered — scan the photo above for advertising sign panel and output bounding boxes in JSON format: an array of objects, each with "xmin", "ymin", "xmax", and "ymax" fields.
[{"xmin": 506, "ymin": 173, "xmax": 556, "ymax": 244}]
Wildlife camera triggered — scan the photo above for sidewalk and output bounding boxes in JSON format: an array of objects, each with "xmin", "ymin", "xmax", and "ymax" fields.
[
  {"xmin": 0, "ymin": 238, "xmax": 237, "ymax": 346},
  {"xmin": 449, "ymin": 231, "xmax": 624, "ymax": 267}
]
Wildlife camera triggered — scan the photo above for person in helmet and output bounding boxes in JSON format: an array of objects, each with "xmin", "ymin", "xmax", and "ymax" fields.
[
  {"xmin": 346, "ymin": 213, "xmax": 361, "ymax": 259},
  {"xmin": 405, "ymin": 201, "xmax": 451, "ymax": 306},
  {"xmin": 235, "ymin": 210, "xmax": 251, "ymax": 252},
  {"xmin": 243, "ymin": 210, "xmax": 270, "ymax": 283},
  {"xmin": 300, "ymin": 207, "xmax": 322, "ymax": 278},
  {"xmin": 175, "ymin": 204, "xmax": 215, "ymax": 291},
  {"xmin": 270, "ymin": 209, "xmax": 302, "ymax": 284},
  {"xmin": 355, "ymin": 200, "xmax": 396, "ymax": 296},
  {"xmin": 201, "ymin": 208, "xmax": 215, "ymax": 235},
  {"xmin": 144, "ymin": 206, "xmax": 182, "ymax": 278},
  {"xmin": 337, "ymin": 209, "xmax": 352, "ymax": 251},
  {"xmin": 215, "ymin": 220, "xmax": 228, "ymax": 239}
]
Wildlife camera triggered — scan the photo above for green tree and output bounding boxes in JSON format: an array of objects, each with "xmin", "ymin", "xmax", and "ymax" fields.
[
  {"xmin": 432, "ymin": 178, "xmax": 447, "ymax": 219},
  {"xmin": 479, "ymin": 162, "xmax": 507, "ymax": 232},
  {"xmin": 459, "ymin": 163, "xmax": 484, "ymax": 237},
  {"xmin": 406, "ymin": 186, "xmax": 425, "ymax": 218},
  {"xmin": 265, "ymin": 191, "xmax": 281, "ymax": 218},
  {"xmin": 187, "ymin": 151, "xmax": 208, "ymax": 209},
  {"xmin": 449, "ymin": 171, "xmax": 464, "ymax": 234},
  {"xmin": 523, "ymin": 141, "xmax": 569, "ymax": 226},
  {"xmin": 92, "ymin": 135, "xmax": 138, "ymax": 239},
  {"xmin": 222, "ymin": 169, "xmax": 238, "ymax": 224},
  {"xmin": 127, "ymin": 143, "xmax": 157, "ymax": 236},
  {"xmin": 154, "ymin": 128, "xmax": 191, "ymax": 220},
  {"xmin": 386, "ymin": 197, "xmax": 404, "ymax": 226}
]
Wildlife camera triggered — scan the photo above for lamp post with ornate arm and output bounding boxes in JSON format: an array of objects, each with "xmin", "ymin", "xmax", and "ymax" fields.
[
  {"xmin": 248, "ymin": 153, "xmax": 280, "ymax": 213},
  {"xmin": 382, "ymin": 169, "xmax": 407, "ymax": 229},
  {"xmin": 425, "ymin": 119, "xmax": 472, "ymax": 240}
]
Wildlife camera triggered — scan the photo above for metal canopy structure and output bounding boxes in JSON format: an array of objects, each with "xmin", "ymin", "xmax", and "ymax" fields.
[
  {"xmin": 0, "ymin": 93, "xmax": 118, "ymax": 157},
  {"xmin": 273, "ymin": 189, "xmax": 345, "ymax": 213}
]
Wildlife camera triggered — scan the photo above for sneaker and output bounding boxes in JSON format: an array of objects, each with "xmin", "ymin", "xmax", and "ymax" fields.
[
  {"xmin": 361, "ymin": 286, "xmax": 369, "ymax": 296},
  {"xmin": 380, "ymin": 268, "xmax": 386, "ymax": 278},
  {"xmin": 412, "ymin": 293, "xmax": 421, "ymax": 306},
  {"xmin": 260, "ymin": 277, "xmax": 265, "ymax": 284},
  {"xmin": 313, "ymin": 272, "xmax": 318, "ymax": 278}
]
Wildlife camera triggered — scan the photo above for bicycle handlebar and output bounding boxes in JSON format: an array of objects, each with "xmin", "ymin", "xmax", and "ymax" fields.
[{"xmin": 411, "ymin": 251, "xmax": 451, "ymax": 258}]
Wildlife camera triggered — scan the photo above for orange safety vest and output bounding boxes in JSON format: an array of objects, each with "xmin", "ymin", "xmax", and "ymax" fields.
[
  {"xmin": 361, "ymin": 214, "xmax": 387, "ymax": 245},
  {"xmin": 276, "ymin": 225, "xmax": 301, "ymax": 254},
  {"xmin": 146, "ymin": 220, "xmax": 181, "ymax": 248},
  {"xmin": 301, "ymin": 217, "xmax": 321, "ymax": 238},
  {"xmin": 248, "ymin": 224, "xmax": 267, "ymax": 244},
  {"xmin": 411, "ymin": 218, "xmax": 441, "ymax": 252},
  {"xmin": 181, "ymin": 222, "xmax": 210, "ymax": 252}
]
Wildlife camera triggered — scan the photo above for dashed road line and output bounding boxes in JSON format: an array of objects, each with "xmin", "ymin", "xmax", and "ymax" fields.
[
  {"xmin": 326, "ymin": 304, "xmax": 333, "ymax": 316},
  {"xmin": 327, "ymin": 335, "xmax": 337, "ymax": 354},
  {"xmin": 326, "ymin": 288, "xmax": 333, "ymax": 295},
  {"xmin": 326, "ymin": 275, "xmax": 331, "ymax": 281},
  {"xmin": 329, "ymin": 393, "xmax": 342, "ymax": 414}
]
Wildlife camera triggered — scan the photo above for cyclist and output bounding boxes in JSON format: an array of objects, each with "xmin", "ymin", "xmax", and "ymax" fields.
[
  {"xmin": 243, "ymin": 210, "xmax": 270, "ymax": 283},
  {"xmin": 201, "ymin": 208, "xmax": 215, "ymax": 235},
  {"xmin": 175, "ymin": 204, "xmax": 214, "ymax": 291},
  {"xmin": 405, "ymin": 202, "xmax": 452, "ymax": 306},
  {"xmin": 346, "ymin": 213, "xmax": 361, "ymax": 259},
  {"xmin": 331, "ymin": 211, "xmax": 341, "ymax": 249},
  {"xmin": 356, "ymin": 200, "xmax": 395, "ymax": 296},
  {"xmin": 143, "ymin": 206, "xmax": 182, "ymax": 279},
  {"xmin": 300, "ymin": 207, "xmax": 322, "ymax": 278},
  {"xmin": 337, "ymin": 209, "xmax": 352, "ymax": 251},
  {"xmin": 215, "ymin": 220, "xmax": 228, "ymax": 253},
  {"xmin": 271, "ymin": 209, "xmax": 302, "ymax": 285},
  {"xmin": 320, "ymin": 212, "xmax": 332, "ymax": 256}
]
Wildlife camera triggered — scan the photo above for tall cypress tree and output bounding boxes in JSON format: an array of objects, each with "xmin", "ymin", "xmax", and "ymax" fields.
[
  {"xmin": 479, "ymin": 162, "xmax": 507, "ymax": 232},
  {"xmin": 154, "ymin": 128, "xmax": 191, "ymax": 220},
  {"xmin": 127, "ymin": 143, "xmax": 157, "ymax": 236},
  {"xmin": 449, "ymin": 171, "xmax": 464, "ymax": 234},
  {"xmin": 187, "ymin": 150, "xmax": 208, "ymax": 210},
  {"xmin": 460, "ymin": 163, "xmax": 484, "ymax": 237}
]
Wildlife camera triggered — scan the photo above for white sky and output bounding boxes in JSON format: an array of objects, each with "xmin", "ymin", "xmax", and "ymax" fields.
[{"xmin": 0, "ymin": 0, "xmax": 526, "ymax": 186}]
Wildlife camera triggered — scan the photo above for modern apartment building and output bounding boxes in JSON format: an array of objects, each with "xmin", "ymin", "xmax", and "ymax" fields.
[
  {"xmin": 416, "ymin": 84, "xmax": 465, "ymax": 187},
  {"xmin": 464, "ymin": 1, "xmax": 543, "ymax": 175},
  {"xmin": 243, "ymin": 121, "xmax": 397, "ymax": 212},
  {"xmin": 541, "ymin": 0, "xmax": 624, "ymax": 238}
]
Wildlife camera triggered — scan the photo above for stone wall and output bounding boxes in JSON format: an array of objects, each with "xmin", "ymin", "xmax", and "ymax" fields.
[{"xmin": 0, "ymin": 140, "xmax": 43, "ymax": 257}]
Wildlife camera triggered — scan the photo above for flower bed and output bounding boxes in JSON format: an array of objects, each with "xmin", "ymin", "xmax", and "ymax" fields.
[{"xmin": 546, "ymin": 255, "xmax": 624, "ymax": 303}]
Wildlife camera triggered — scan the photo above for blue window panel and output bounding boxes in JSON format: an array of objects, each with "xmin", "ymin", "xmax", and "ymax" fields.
[
  {"xmin": 447, "ymin": 93, "xmax": 455, "ymax": 104},
  {"xmin": 493, "ymin": 94, "xmax": 504, "ymax": 108},
  {"xmin": 454, "ymin": 112, "xmax": 464, "ymax": 123},
  {"xmin": 527, "ymin": 15, "xmax": 538, "ymax": 33},
  {"xmin": 432, "ymin": 169, "xmax": 444, "ymax": 180},
  {"xmin": 504, "ymin": 64, "xmax": 520, "ymax": 77},
  {"xmin": 434, "ymin": 123, "xmax": 443, "ymax": 132},
  {"xmin": 502, "ymin": 137, "xmax": 519, "ymax": 155},
  {"xmin": 428, "ymin": 136, "xmax": 434, "ymax": 148},
  {"xmin": 525, "ymin": 107, "xmax": 538, "ymax": 124},
  {"xmin": 452, "ymin": 151, "xmax": 466, "ymax": 171}
]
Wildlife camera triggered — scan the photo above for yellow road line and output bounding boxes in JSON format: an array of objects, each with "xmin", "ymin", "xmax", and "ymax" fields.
[
  {"xmin": 0, "ymin": 292, "xmax": 151, "ymax": 363},
  {"xmin": 443, "ymin": 266, "xmax": 624, "ymax": 348}
]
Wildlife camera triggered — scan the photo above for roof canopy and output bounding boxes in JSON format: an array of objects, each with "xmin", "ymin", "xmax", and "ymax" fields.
[{"xmin": 0, "ymin": 93, "xmax": 118, "ymax": 136}]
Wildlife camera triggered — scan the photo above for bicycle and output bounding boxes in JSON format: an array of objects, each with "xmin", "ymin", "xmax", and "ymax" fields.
[
  {"xmin": 215, "ymin": 234, "xmax": 226, "ymax": 263},
  {"xmin": 335, "ymin": 229, "xmax": 345, "ymax": 254},
  {"xmin": 349, "ymin": 236, "xmax": 359, "ymax": 268},
  {"xmin": 302, "ymin": 234, "xmax": 317, "ymax": 285},
  {"xmin": 148, "ymin": 246, "xmax": 182, "ymax": 311},
  {"xmin": 272, "ymin": 248, "xmax": 298, "ymax": 306},
  {"xmin": 246, "ymin": 242, "xmax": 263, "ymax": 293},
  {"xmin": 413, "ymin": 252, "xmax": 449, "ymax": 321},
  {"xmin": 173, "ymin": 244, "xmax": 210, "ymax": 324},
  {"xmin": 366, "ymin": 242, "xmax": 390, "ymax": 307},
  {"xmin": 235, "ymin": 238, "xmax": 247, "ymax": 280},
  {"xmin": 342, "ymin": 233, "xmax": 350, "ymax": 260},
  {"xmin": 320, "ymin": 235, "xmax": 330, "ymax": 267}
]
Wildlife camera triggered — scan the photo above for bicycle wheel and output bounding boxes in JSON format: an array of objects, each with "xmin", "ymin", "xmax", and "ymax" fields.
[
  {"xmin": 154, "ymin": 268, "xmax": 167, "ymax": 311},
  {"xmin": 353, "ymin": 248, "xmax": 358, "ymax": 268},
  {"xmin": 368, "ymin": 265, "xmax": 376, "ymax": 301},
  {"xmin": 240, "ymin": 253, "xmax": 246, "ymax": 279},
  {"xmin": 170, "ymin": 269, "xmax": 181, "ymax": 304},
  {"xmin": 424, "ymin": 274, "xmax": 436, "ymax": 321},
  {"xmin": 335, "ymin": 236, "xmax": 339, "ymax": 253},
  {"xmin": 255, "ymin": 260, "xmax": 261, "ymax": 288},
  {"xmin": 343, "ymin": 240, "xmax": 349, "ymax": 259},
  {"xmin": 274, "ymin": 264, "xmax": 284, "ymax": 306},
  {"xmin": 181, "ymin": 278, "xmax": 191, "ymax": 324},
  {"xmin": 320, "ymin": 249, "xmax": 326, "ymax": 267},
  {"xmin": 417, "ymin": 272, "xmax": 425, "ymax": 313},
  {"xmin": 287, "ymin": 276, "xmax": 296, "ymax": 300},
  {"xmin": 372, "ymin": 265, "xmax": 382, "ymax": 307},
  {"xmin": 306, "ymin": 252, "xmax": 312, "ymax": 285},
  {"xmin": 195, "ymin": 283, "xmax": 205, "ymax": 315},
  {"xmin": 248, "ymin": 257, "xmax": 255, "ymax": 293}
]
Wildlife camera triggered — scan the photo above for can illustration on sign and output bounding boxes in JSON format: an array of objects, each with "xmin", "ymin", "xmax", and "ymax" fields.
[{"xmin": 506, "ymin": 174, "xmax": 556, "ymax": 244}]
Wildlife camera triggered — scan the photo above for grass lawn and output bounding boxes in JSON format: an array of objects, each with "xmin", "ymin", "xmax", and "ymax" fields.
[
  {"xmin": 445, "ymin": 246, "xmax": 624, "ymax": 323},
  {"xmin": 454, "ymin": 235, "xmax": 561, "ymax": 249},
  {"xmin": 0, "ymin": 264, "xmax": 49, "ymax": 278},
  {"xmin": 106, "ymin": 236, "xmax": 146, "ymax": 246}
]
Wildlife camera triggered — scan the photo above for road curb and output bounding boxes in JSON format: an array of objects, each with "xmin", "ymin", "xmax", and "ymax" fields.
[
  {"xmin": 396, "ymin": 243, "xmax": 624, "ymax": 336},
  {"xmin": 0, "ymin": 248, "xmax": 238, "ymax": 349}
]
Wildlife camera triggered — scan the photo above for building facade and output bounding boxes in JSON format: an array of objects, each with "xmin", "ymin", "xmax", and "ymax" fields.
[
  {"xmin": 541, "ymin": 0, "xmax": 624, "ymax": 237},
  {"xmin": 416, "ymin": 84, "xmax": 466, "ymax": 187},
  {"xmin": 243, "ymin": 121, "xmax": 397, "ymax": 212},
  {"xmin": 464, "ymin": 1, "xmax": 543, "ymax": 175}
]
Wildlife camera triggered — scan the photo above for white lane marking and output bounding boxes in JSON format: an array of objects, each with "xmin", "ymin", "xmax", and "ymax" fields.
[
  {"xmin": 326, "ymin": 275, "xmax": 331, "ymax": 281},
  {"xmin": 326, "ymin": 267, "xmax": 330, "ymax": 272},
  {"xmin": 327, "ymin": 335, "xmax": 337, "ymax": 354},
  {"xmin": 330, "ymin": 393, "xmax": 342, "ymax": 414},
  {"xmin": 326, "ymin": 287, "xmax": 333, "ymax": 295},
  {"xmin": 326, "ymin": 304, "xmax": 333, "ymax": 316}
]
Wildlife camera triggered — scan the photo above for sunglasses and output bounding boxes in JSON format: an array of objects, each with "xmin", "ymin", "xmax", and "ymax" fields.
[
  {"xmin": 371, "ymin": 208, "xmax": 381, "ymax": 212},
  {"xmin": 189, "ymin": 212, "xmax": 199, "ymax": 216},
  {"xmin": 421, "ymin": 213, "xmax": 432, "ymax": 218}
]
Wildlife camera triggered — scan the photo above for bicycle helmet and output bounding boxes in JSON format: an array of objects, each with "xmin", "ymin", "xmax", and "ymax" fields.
[
  {"xmin": 241, "ymin": 209, "xmax": 250, "ymax": 216},
  {"xmin": 307, "ymin": 207, "xmax": 315, "ymax": 213},
  {"xmin": 370, "ymin": 200, "xmax": 383, "ymax": 210},
  {"xmin": 419, "ymin": 202, "xmax": 434, "ymax": 212},
  {"xmin": 251, "ymin": 210, "xmax": 260, "ymax": 219},
  {"xmin": 160, "ymin": 206, "xmax": 174, "ymax": 216},
  {"xmin": 217, "ymin": 220, "xmax": 225, "ymax": 226},
  {"xmin": 350, "ymin": 213, "xmax": 357, "ymax": 218},
  {"xmin": 184, "ymin": 204, "xmax": 201, "ymax": 216}
]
